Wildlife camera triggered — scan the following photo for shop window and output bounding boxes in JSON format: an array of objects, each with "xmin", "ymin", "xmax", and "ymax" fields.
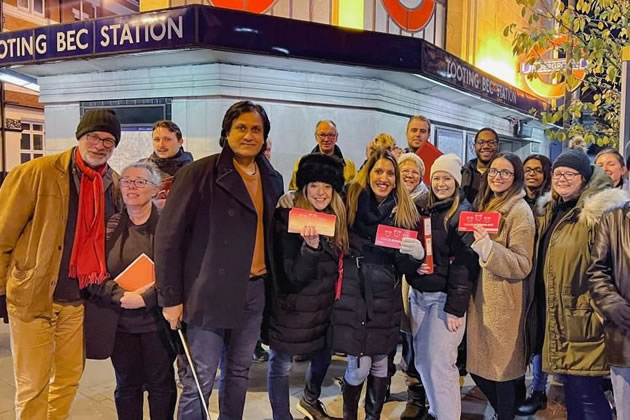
[
  {"xmin": 18, "ymin": 0, "xmax": 45, "ymax": 15},
  {"xmin": 465, "ymin": 132, "xmax": 476, "ymax": 162},
  {"xmin": 20, "ymin": 122, "xmax": 45, "ymax": 164},
  {"xmin": 435, "ymin": 127, "xmax": 464, "ymax": 160}
]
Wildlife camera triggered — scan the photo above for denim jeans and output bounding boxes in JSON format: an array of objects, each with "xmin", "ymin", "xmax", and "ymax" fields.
[
  {"xmin": 560, "ymin": 374, "xmax": 613, "ymax": 420},
  {"xmin": 267, "ymin": 347, "xmax": 332, "ymax": 420},
  {"xmin": 344, "ymin": 355, "xmax": 388, "ymax": 385},
  {"xmin": 611, "ymin": 366, "xmax": 630, "ymax": 420},
  {"xmin": 177, "ymin": 278, "xmax": 265, "ymax": 420},
  {"xmin": 530, "ymin": 353, "xmax": 548, "ymax": 392},
  {"xmin": 410, "ymin": 290, "xmax": 465, "ymax": 419}
]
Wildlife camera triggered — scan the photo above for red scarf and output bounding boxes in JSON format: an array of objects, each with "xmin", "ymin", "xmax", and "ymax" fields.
[{"xmin": 69, "ymin": 148, "xmax": 110, "ymax": 289}]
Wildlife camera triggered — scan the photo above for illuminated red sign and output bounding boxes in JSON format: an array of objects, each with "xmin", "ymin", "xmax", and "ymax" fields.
[
  {"xmin": 210, "ymin": 0, "xmax": 277, "ymax": 14},
  {"xmin": 382, "ymin": 0, "xmax": 435, "ymax": 32}
]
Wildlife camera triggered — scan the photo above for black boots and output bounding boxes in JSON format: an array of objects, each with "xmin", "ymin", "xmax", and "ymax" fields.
[
  {"xmin": 342, "ymin": 380, "xmax": 363, "ymax": 420},
  {"xmin": 516, "ymin": 390, "xmax": 547, "ymax": 415},
  {"xmin": 365, "ymin": 375, "xmax": 390, "ymax": 420},
  {"xmin": 400, "ymin": 383, "xmax": 427, "ymax": 419}
]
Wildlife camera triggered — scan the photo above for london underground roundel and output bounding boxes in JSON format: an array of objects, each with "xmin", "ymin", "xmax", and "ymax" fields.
[
  {"xmin": 382, "ymin": 0, "xmax": 435, "ymax": 32},
  {"xmin": 522, "ymin": 34, "xmax": 586, "ymax": 99},
  {"xmin": 210, "ymin": 0, "xmax": 277, "ymax": 14}
]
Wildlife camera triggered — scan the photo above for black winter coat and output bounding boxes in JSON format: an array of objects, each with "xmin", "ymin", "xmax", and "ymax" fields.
[
  {"xmin": 461, "ymin": 159, "xmax": 482, "ymax": 205},
  {"xmin": 587, "ymin": 201, "xmax": 630, "ymax": 367},
  {"xmin": 262, "ymin": 208, "xmax": 340, "ymax": 355},
  {"xmin": 332, "ymin": 192, "xmax": 422, "ymax": 357},
  {"xmin": 154, "ymin": 146, "xmax": 284, "ymax": 329},
  {"xmin": 407, "ymin": 193, "xmax": 478, "ymax": 317}
]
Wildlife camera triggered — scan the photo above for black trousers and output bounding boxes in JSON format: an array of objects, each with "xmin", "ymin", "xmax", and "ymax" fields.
[
  {"xmin": 110, "ymin": 329, "xmax": 177, "ymax": 420},
  {"xmin": 471, "ymin": 373, "xmax": 525, "ymax": 420}
]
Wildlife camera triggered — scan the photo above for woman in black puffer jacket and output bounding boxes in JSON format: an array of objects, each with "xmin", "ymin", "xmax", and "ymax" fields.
[
  {"xmin": 333, "ymin": 149, "xmax": 425, "ymax": 420},
  {"xmin": 263, "ymin": 153, "xmax": 348, "ymax": 420}
]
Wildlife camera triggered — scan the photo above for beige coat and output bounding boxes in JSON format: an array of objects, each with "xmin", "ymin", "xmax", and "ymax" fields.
[{"xmin": 466, "ymin": 191, "xmax": 535, "ymax": 381}]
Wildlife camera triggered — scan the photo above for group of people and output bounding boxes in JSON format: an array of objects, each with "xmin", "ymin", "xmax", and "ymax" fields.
[{"xmin": 0, "ymin": 100, "xmax": 629, "ymax": 420}]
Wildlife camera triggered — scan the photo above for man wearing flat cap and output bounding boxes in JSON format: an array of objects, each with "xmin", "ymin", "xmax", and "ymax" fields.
[{"xmin": 0, "ymin": 109, "xmax": 122, "ymax": 419}]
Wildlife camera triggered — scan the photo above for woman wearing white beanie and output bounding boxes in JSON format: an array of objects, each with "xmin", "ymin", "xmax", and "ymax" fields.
[{"xmin": 408, "ymin": 153, "xmax": 479, "ymax": 419}]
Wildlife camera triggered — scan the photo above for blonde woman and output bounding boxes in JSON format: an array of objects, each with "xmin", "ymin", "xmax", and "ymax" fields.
[{"xmin": 333, "ymin": 149, "xmax": 425, "ymax": 420}]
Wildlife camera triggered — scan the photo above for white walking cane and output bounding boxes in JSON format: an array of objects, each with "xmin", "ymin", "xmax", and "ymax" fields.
[{"xmin": 178, "ymin": 328, "xmax": 212, "ymax": 420}]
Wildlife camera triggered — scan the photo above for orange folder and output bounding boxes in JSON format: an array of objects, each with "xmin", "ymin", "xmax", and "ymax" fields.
[{"xmin": 114, "ymin": 253, "xmax": 155, "ymax": 292}]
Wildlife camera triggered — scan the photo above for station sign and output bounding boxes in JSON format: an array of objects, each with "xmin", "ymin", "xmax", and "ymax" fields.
[
  {"xmin": 0, "ymin": 7, "xmax": 196, "ymax": 63},
  {"xmin": 421, "ymin": 43, "xmax": 549, "ymax": 114}
]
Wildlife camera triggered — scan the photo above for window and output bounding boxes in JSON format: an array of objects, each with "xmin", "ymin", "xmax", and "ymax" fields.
[
  {"xmin": 435, "ymin": 127, "xmax": 465, "ymax": 160},
  {"xmin": 20, "ymin": 122, "xmax": 45, "ymax": 164},
  {"xmin": 18, "ymin": 0, "xmax": 45, "ymax": 15}
]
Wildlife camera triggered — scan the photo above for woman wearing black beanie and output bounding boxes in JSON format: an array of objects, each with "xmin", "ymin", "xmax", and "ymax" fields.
[
  {"xmin": 263, "ymin": 153, "xmax": 348, "ymax": 420},
  {"xmin": 533, "ymin": 148, "xmax": 629, "ymax": 419}
]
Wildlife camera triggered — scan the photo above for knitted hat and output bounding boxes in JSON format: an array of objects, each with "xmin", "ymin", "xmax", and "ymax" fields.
[
  {"xmin": 76, "ymin": 109, "xmax": 121, "ymax": 146},
  {"xmin": 430, "ymin": 153, "xmax": 463, "ymax": 185},
  {"xmin": 296, "ymin": 153, "xmax": 345, "ymax": 193},
  {"xmin": 552, "ymin": 148, "xmax": 592, "ymax": 182},
  {"xmin": 397, "ymin": 153, "xmax": 426, "ymax": 178}
]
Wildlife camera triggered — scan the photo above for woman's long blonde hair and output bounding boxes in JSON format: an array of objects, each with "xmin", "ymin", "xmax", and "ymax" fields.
[
  {"xmin": 346, "ymin": 149, "xmax": 419, "ymax": 229},
  {"xmin": 295, "ymin": 187, "xmax": 349, "ymax": 253}
]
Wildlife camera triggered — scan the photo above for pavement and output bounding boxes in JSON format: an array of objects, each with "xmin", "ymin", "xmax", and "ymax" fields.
[{"xmin": 0, "ymin": 322, "xmax": 568, "ymax": 419}]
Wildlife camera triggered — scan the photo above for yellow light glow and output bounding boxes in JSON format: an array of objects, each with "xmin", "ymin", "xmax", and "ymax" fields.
[
  {"xmin": 475, "ymin": 38, "xmax": 523, "ymax": 89},
  {"xmin": 337, "ymin": 0, "xmax": 364, "ymax": 30}
]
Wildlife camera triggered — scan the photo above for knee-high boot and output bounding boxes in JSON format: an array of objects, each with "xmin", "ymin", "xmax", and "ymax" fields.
[
  {"xmin": 342, "ymin": 380, "xmax": 363, "ymax": 420},
  {"xmin": 364, "ymin": 375, "xmax": 389, "ymax": 420}
]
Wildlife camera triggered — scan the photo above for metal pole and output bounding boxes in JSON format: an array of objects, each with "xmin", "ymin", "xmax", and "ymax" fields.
[
  {"xmin": 563, "ymin": 0, "xmax": 576, "ymax": 129},
  {"xmin": 177, "ymin": 329, "xmax": 211, "ymax": 420},
  {"xmin": 0, "ymin": 0, "xmax": 6, "ymax": 185}
]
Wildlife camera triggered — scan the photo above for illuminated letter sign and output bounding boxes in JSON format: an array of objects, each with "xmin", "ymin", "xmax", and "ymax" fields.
[
  {"xmin": 210, "ymin": 0, "xmax": 277, "ymax": 14},
  {"xmin": 381, "ymin": 0, "xmax": 435, "ymax": 32},
  {"xmin": 521, "ymin": 34, "xmax": 587, "ymax": 99}
]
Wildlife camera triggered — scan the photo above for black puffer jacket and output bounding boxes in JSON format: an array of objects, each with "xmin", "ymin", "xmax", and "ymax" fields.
[
  {"xmin": 263, "ymin": 208, "xmax": 340, "ymax": 355},
  {"xmin": 407, "ymin": 193, "xmax": 478, "ymax": 317},
  {"xmin": 332, "ymin": 191, "xmax": 422, "ymax": 356}
]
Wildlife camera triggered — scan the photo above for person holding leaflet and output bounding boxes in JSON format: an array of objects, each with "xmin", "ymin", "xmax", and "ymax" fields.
[
  {"xmin": 408, "ymin": 154, "xmax": 478, "ymax": 420},
  {"xmin": 263, "ymin": 153, "xmax": 348, "ymax": 420},
  {"xmin": 467, "ymin": 152, "xmax": 535, "ymax": 420},
  {"xmin": 332, "ymin": 149, "xmax": 424, "ymax": 420}
]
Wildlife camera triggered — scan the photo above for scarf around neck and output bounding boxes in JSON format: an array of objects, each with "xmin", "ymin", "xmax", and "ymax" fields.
[
  {"xmin": 148, "ymin": 148, "xmax": 194, "ymax": 177},
  {"xmin": 353, "ymin": 189, "xmax": 397, "ymax": 239},
  {"xmin": 69, "ymin": 148, "xmax": 109, "ymax": 289}
]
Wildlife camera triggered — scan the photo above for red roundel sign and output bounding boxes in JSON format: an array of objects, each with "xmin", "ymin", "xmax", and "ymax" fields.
[
  {"xmin": 382, "ymin": 0, "xmax": 435, "ymax": 32},
  {"xmin": 210, "ymin": 0, "xmax": 277, "ymax": 14}
]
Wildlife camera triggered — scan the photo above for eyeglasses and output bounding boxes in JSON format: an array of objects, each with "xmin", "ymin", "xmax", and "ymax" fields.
[
  {"xmin": 401, "ymin": 168, "xmax": 421, "ymax": 177},
  {"xmin": 316, "ymin": 133, "xmax": 337, "ymax": 140},
  {"xmin": 86, "ymin": 133, "xmax": 116, "ymax": 149},
  {"xmin": 525, "ymin": 167, "xmax": 544, "ymax": 175},
  {"xmin": 119, "ymin": 178, "xmax": 155, "ymax": 188},
  {"xmin": 552, "ymin": 171, "xmax": 580, "ymax": 181},
  {"xmin": 475, "ymin": 140, "xmax": 498, "ymax": 147},
  {"xmin": 488, "ymin": 168, "xmax": 514, "ymax": 179}
]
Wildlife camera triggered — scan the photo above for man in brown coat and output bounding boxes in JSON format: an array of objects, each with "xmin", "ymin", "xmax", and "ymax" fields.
[{"xmin": 0, "ymin": 109, "xmax": 121, "ymax": 419}]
